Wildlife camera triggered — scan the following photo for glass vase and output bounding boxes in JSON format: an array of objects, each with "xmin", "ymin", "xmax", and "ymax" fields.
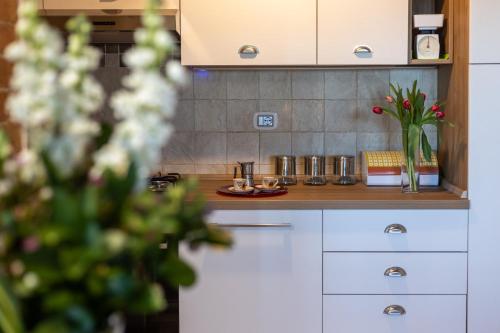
[{"xmin": 401, "ymin": 128, "xmax": 421, "ymax": 193}]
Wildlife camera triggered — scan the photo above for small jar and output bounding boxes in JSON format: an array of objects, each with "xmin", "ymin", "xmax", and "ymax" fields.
[
  {"xmin": 332, "ymin": 155, "xmax": 356, "ymax": 185},
  {"xmin": 275, "ymin": 155, "xmax": 297, "ymax": 185},
  {"xmin": 304, "ymin": 155, "xmax": 327, "ymax": 186}
]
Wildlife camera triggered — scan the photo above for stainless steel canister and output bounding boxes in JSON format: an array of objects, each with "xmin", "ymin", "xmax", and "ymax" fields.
[
  {"xmin": 332, "ymin": 155, "xmax": 356, "ymax": 185},
  {"xmin": 275, "ymin": 155, "xmax": 297, "ymax": 185},
  {"xmin": 304, "ymin": 155, "xmax": 327, "ymax": 185}
]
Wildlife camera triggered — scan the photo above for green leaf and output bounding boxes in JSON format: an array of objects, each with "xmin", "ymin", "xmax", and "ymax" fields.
[
  {"xmin": 421, "ymin": 131, "xmax": 433, "ymax": 162},
  {"xmin": 0, "ymin": 280, "xmax": 23, "ymax": 333},
  {"xmin": 159, "ymin": 256, "xmax": 196, "ymax": 287},
  {"xmin": 408, "ymin": 124, "xmax": 421, "ymax": 159}
]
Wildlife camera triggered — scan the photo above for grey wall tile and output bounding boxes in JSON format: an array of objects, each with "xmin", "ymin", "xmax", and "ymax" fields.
[
  {"xmin": 195, "ymin": 164, "xmax": 227, "ymax": 174},
  {"xmin": 172, "ymin": 100, "xmax": 195, "ymax": 131},
  {"xmin": 292, "ymin": 100, "xmax": 324, "ymax": 131},
  {"xmin": 227, "ymin": 132, "xmax": 259, "ymax": 163},
  {"xmin": 357, "ymin": 132, "xmax": 390, "ymax": 153},
  {"xmin": 357, "ymin": 99, "xmax": 389, "ymax": 132},
  {"xmin": 227, "ymin": 71, "xmax": 259, "ymax": 99},
  {"xmin": 292, "ymin": 71, "xmax": 324, "ymax": 99},
  {"xmin": 163, "ymin": 132, "xmax": 194, "ymax": 164},
  {"xmin": 259, "ymin": 132, "xmax": 292, "ymax": 164},
  {"xmin": 194, "ymin": 70, "xmax": 227, "ymax": 99},
  {"xmin": 421, "ymin": 68, "xmax": 438, "ymax": 99},
  {"xmin": 194, "ymin": 132, "xmax": 227, "ymax": 164},
  {"xmin": 259, "ymin": 71, "xmax": 291, "ymax": 99},
  {"xmin": 358, "ymin": 69, "xmax": 390, "ymax": 99},
  {"xmin": 292, "ymin": 132, "xmax": 324, "ymax": 156},
  {"xmin": 179, "ymin": 70, "xmax": 194, "ymax": 100},
  {"xmin": 389, "ymin": 69, "xmax": 423, "ymax": 93},
  {"xmin": 325, "ymin": 70, "xmax": 357, "ymax": 99},
  {"xmin": 325, "ymin": 100, "xmax": 357, "ymax": 132},
  {"xmin": 195, "ymin": 100, "xmax": 226, "ymax": 131},
  {"xmin": 260, "ymin": 100, "xmax": 292, "ymax": 131},
  {"xmin": 389, "ymin": 132, "xmax": 403, "ymax": 151},
  {"xmin": 227, "ymin": 100, "xmax": 259, "ymax": 131},
  {"xmin": 164, "ymin": 164, "xmax": 196, "ymax": 174},
  {"xmin": 325, "ymin": 132, "xmax": 357, "ymax": 156}
]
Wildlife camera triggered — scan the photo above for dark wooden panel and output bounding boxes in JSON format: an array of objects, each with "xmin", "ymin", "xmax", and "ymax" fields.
[{"xmin": 438, "ymin": 0, "xmax": 469, "ymax": 191}]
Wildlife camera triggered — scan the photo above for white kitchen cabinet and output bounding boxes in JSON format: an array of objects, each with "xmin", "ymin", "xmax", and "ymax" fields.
[
  {"xmin": 179, "ymin": 210, "xmax": 322, "ymax": 333},
  {"xmin": 468, "ymin": 65, "xmax": 500, "ymax": 333},
  {"xmin": 323, "ymin": 210, "xmax": 468, "ymax": 252},
  {"xmin": 324, "ymin": 295, "xmax": 466, "ymax": 333},
  {"xmin": 470, "ymin": 0, "xmax": 500, "ymax": 63},
  {"xmin": 318, "ymin": 0, "xmax": 409, "ymax": 65},
  {"xmin": 180, "ymin": 0, "xmax": 316, "ymax": 66},
  {"xmin": 43, "ymin": 0, "xmax": 178, "ymax": 15}
]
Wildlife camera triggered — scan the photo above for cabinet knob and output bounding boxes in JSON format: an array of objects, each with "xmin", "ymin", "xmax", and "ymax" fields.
[
  {"xmin": 353, "ymin": 45, "xmax": 373, "ymax": 54},
  {"xmin": 384, "ymin": 267, "xmax": 407, "ymax": 277},
  {"xmin": 238, "ymin": 45, "xmax": 259, "ymax": 58},
  {"xmin": 383, "ymin": 305, "xmax": 406, "ymax": 316},
  {"xmin": 384, "ymin": 224, "xmax": 407, "ymax": 234}
]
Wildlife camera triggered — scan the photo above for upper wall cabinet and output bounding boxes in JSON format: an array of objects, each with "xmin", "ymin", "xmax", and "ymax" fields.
[
  {"xmin": 470, "ymin": 0, "xmax": 500, "ymax": 64},
  {"xmin": 181, "ymin": 0, "xmax": 317, "ymax": 66},
  {"xmin": 42, "ymin": 0, "xmax": 178, "ymax": 16},
  {"xmin": 318, "ymin": 0, "xmax": 409, "ymax": 65}
]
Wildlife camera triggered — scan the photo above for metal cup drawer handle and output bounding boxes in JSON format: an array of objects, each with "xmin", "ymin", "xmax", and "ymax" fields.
[
  {"xmin": 384, "ymin": 267, "xmax": 407, "ymax": 277},
  {"xmin": 383, "ymin": 305, "xmax": 406, "ymax": 316},
  {"xmin": 384, "ymin": 224, "xmax": 407, "ymax": 234}
]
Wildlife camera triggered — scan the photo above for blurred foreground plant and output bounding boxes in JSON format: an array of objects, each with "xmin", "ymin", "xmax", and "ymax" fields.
[{"xmin": 0, "ymin": 1, "xmax": 231, "ymax": 332}]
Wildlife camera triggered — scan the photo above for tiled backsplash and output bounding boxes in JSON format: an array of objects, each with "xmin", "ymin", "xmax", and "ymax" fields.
[{"xmin": 96, "ymin": 68, "xmax": 438, "ymax": 175}]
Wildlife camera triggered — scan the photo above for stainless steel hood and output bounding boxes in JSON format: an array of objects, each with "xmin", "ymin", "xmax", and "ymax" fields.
[{"xmin": 42, "ymin": 0, "xmax": 179, "ymax": 33}]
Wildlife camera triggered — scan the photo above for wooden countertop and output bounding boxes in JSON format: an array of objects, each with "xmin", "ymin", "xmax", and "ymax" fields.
[{"xmin": 196, "ymin": 179, "xmax": 469, "ymax": 210}]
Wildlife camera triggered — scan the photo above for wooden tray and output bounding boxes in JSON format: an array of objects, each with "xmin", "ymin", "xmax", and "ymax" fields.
[{"xmin": 216, "ymin": 185, "xmax": 288, "ymax": 198}]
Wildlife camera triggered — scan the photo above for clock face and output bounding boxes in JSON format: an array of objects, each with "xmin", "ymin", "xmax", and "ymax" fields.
[{"xmin": 417, "ymin": 35, "xmax": 440, "ymax": 59}]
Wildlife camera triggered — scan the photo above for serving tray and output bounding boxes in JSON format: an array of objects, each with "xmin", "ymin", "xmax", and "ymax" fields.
[{"xmin": 216, "ymin": 185, "xmax": 288, "ymax": 198}]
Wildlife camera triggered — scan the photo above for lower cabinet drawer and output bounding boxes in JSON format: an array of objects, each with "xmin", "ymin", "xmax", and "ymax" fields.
[
  {"xmin": 323, "ymin": 210, "xmax": 468, "ymax": 252},
  {"xmin": 323, "ymin": 252, "xmax": 467, "ymax": 295},
  {"xmin": 323, "ymin": 295, "xmax": 466, "ymax": 333}
]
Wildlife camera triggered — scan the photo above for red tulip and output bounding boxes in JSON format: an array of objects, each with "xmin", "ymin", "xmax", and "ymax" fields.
[
  {"xmin": 436, "ymin": 111, "xmax": 445, "ymax": 119},
  {"xmin": 420, "ymin": 93, "xmax": 427, "ymax": 101},
  {"xmin": 403, "ymin": 100, "xmax": 411, "ymax": 110},
  {"xmin": 431, "ymin": 104, "xmax": 441, "ymax": 112},
  {"xmin": 372, "ymin": 106, "xmax": 383, "ymax": 115},
  {"xmin": 385, "ymin": 96, "xmax": 394, "ymax": 104}
]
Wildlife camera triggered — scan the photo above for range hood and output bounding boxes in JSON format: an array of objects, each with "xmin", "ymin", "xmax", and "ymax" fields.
[
  {"xmin": 41, "ymin": 0, "xmax": 178, "ymax": 17},
  {"xmin": 42, "ymin": 0, "xmax": 179, "ymax": 34}
]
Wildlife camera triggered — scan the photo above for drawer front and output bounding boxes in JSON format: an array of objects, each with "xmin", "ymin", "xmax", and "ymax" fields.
[
  {"xmin": 323, "ymin": 253, "xmax": 467, "ymax": 295},
  {"xmin": 323, "ymin": 295, "xmax": 466, "ymax": 333},
  {"xmin": 323, "ymin": 210, "xmax": 468, "ymax": 252}
]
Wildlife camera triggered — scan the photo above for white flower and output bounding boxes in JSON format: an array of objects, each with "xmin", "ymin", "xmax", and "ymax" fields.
[
  {"xmin": 166, "ymin": 61, "xmax": 188, "ymax": 87},
  {"xmin": 154, "ymin": 30, "xmax": 174, "ymax": 50},
  {"xmin": 93, "ymin": 144, "xmax": 130, "ymax": 177},
  {"xmin": 124, "ymin": 48, "xmax": 157, "ymax": 68}
]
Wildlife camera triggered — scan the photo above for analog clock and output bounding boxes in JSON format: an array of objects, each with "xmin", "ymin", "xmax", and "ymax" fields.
[{"xmin": 416, "ymin": 34, "xmax": 440, "ymax": 60}]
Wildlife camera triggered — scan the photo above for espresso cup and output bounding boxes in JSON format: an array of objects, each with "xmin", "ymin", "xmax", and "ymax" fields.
[
  {"xmin": 233, "ymin": 178, "xmax": 247, "ymax": 191},
  {"xmin": 262, "ymin": 176, "xmax": 279, "ymax": 189}
]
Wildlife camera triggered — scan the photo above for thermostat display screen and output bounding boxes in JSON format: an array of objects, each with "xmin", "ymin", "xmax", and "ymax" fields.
[
  {"xmin": 254, "ymin": 112, "xmax": 278, "ymax": 130},
  {"xmin": 257, "ymin": 115, "xmax": 274, "ymax": 127}
]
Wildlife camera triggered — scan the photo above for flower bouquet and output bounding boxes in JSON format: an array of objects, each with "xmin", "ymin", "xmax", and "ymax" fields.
[
  {"xmin": 0, "ymin": 1, "xmax": 231, "ymax": 332},
  {"xmin": 372, "ymin": 81, "xmax": 453, "ymax": 193}
]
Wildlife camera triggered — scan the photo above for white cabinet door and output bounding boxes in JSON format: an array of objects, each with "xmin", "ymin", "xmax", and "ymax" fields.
[
  {"xmin": 468, "ymin": 65, "xmax": 500, "ymax": 333},
  {"xmin": 179, "ymin": 210, "xmax": 322, "ymax": 333},
  {"xmin": 318, "ymin": 0, "xmax": 408, "ymax": 65},
  {"xmin": 470, "ymin": 0, "xmax": 500, "ymax": 63},
  {"xmin": 181, "ymin": 0, "xmax": 317, "ymax": 66}
]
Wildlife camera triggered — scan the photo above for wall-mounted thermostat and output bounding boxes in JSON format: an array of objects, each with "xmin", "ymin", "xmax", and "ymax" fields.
[{"xmin": 254, "ymin": 112, "xmax": 278, "ymax": 130}]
